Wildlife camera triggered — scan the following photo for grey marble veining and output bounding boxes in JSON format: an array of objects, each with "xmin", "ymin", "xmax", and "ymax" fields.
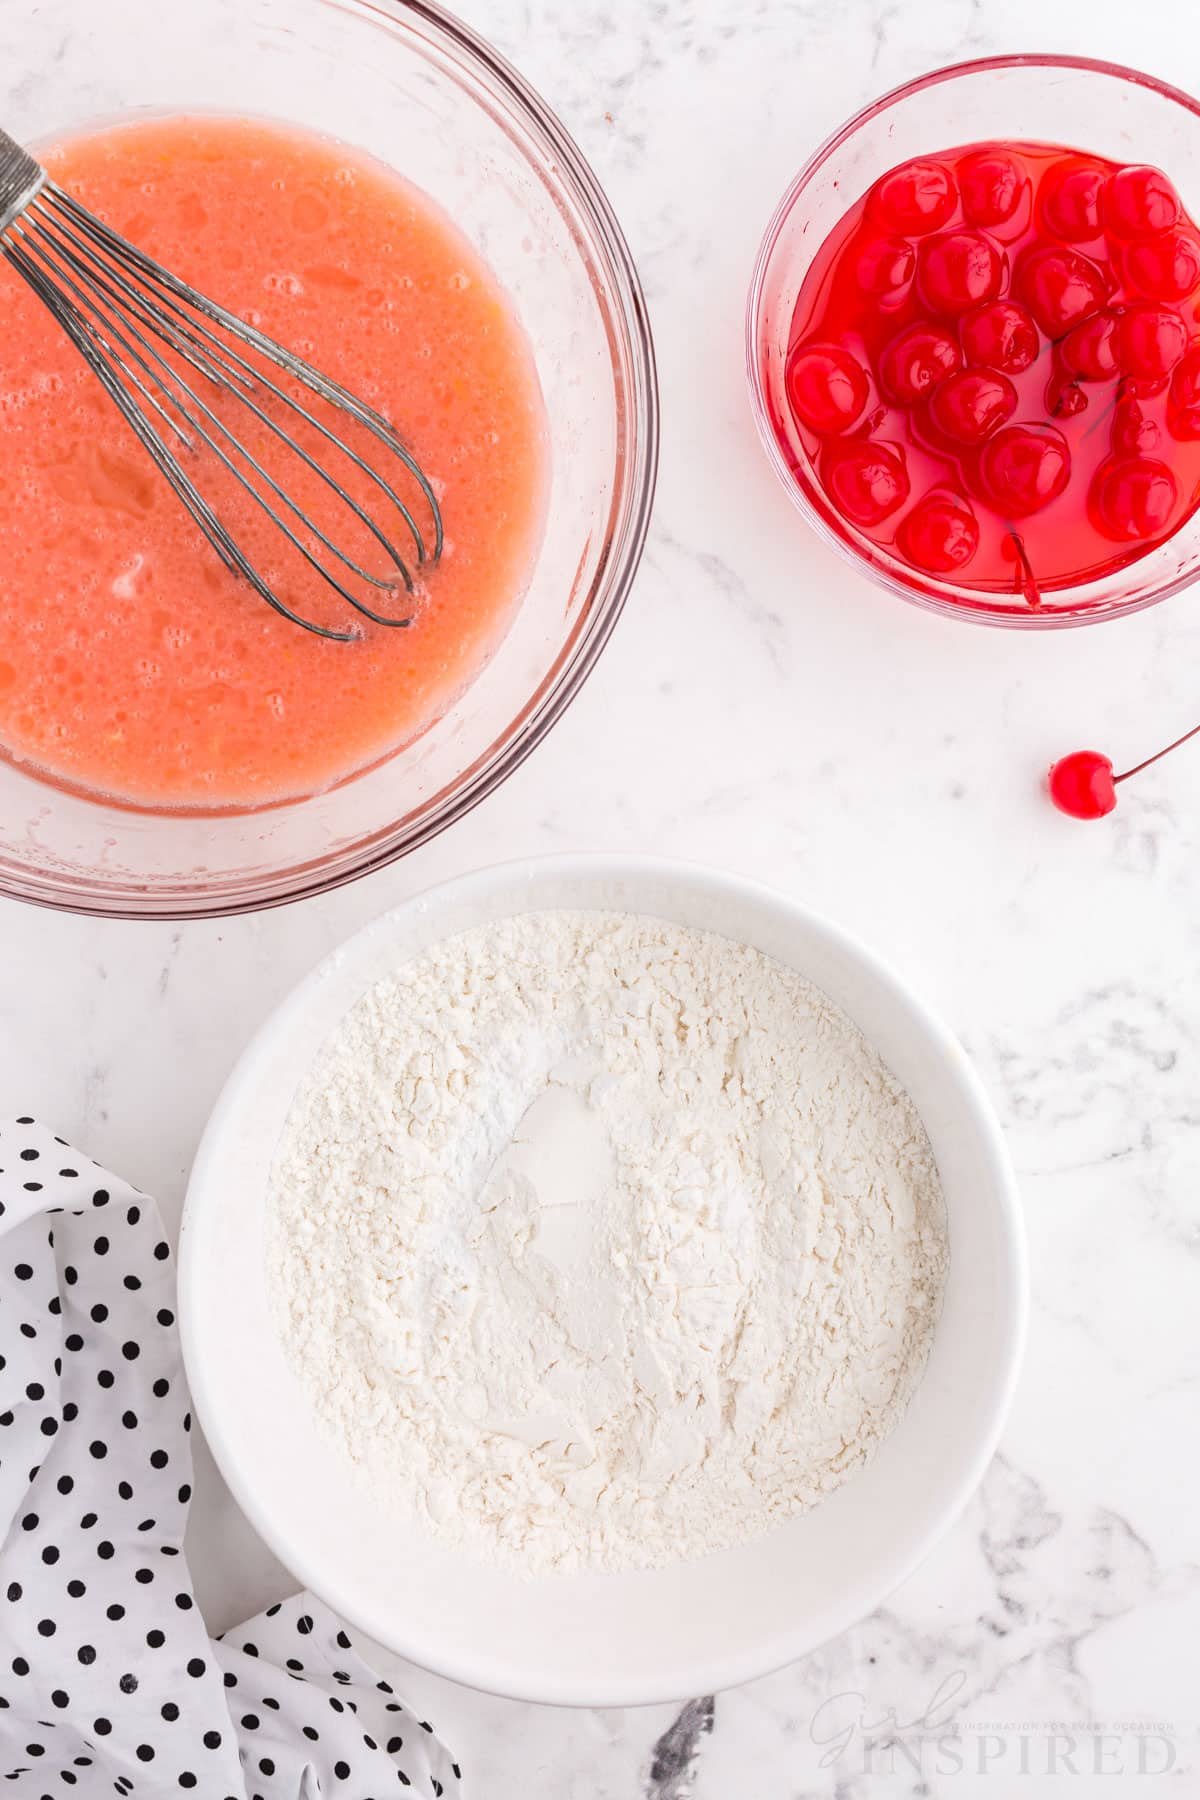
[{"xmin": 2, "ymin": 0, "xmax": 1200, "ymax": 1794}]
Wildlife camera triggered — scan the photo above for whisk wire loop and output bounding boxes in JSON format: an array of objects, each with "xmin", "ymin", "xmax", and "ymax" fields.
[
  {"xmin": 0, "ymin": 125, "xmax": 442, "ymax": 639},
  {"xmin": 12, "ymin": 202, "xmax": 419, "ymax": 629}
]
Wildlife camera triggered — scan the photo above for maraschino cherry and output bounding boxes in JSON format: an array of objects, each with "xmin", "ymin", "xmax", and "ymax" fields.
[
  {"xmin": 779, "ymin": 140, "xmax": 1200, "ymax": 601},
  {"xmin": 1049, "ymin": 724, "xmax": 1200, "ymax": 818}
]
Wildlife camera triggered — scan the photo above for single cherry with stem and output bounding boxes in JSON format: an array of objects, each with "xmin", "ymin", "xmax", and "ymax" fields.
[{"xmin": 1049, "ymin": 724, "xmax": 1200, "ymax": 818}]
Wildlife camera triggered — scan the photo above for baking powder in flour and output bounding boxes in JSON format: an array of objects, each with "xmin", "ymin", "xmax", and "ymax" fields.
[{"xmin": 267, "ymin": 911, "xmax": 948, "ymax": 1573}]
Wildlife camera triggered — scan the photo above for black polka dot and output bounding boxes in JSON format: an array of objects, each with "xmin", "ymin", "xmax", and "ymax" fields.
[
  {"xmin": 147, "ymin": 1630, "xmax": 165, "ymax": 1649},
  {"xmin": 90, "ymin": 1305, "xmax": 107, "ymax": 1324},
  {"xmin": 118, "ymin": 1482, "xmax": 133, "ymax": 1501},
  {"xmin": 241, "ymin": 1714, "xmax": 259, "ymax": 1731},
  {"xmin": 302, "ymin": 1726, "xmax": 318, "ymax": 1742},
  {"xmin": 106, "ymin": 1604, "xmax": 125, "ymax": 1622},
  {"xmin": 121, "ymin": 1341, "xmax": 140, "ymax": 1362},
  {"xmin": 334, "ymin": 1764, "xmax": 350, "ymax": 1781},
  {"xmin": 121, "ymin": 1411, "xmax": 138, "ymax": 1430},
  {"xmin": 186, "ymin": 1659, "xmax": 205, "ymax": 1679},
  {"xmin": 19, "ymin": 1148, "xmax": 38, "ymax": 1162},
  {"xmin": 20, "ymin": 1515, "xmax": 37, "ymax": 1534},
  {"xmin": 297, "ymin": 1614, "xmax": 313, "ymax": 1635},
  {"xmin": 387, "ymin": 1737, "xmax": 403, "ymax": 1754},
  {"xmin": 97, "ymin": 1542, "xmax": 114, "ymax": 1561},
  {"xmin": 65, "ymin": 1334, "xmax": 84, "ymax": 1353},
  {"xmin": 124, "ymin": 1275, "xmax": 141, "ymax": 1291},
  {"xmin": 157, "ymin": 1308, "xmax": 175, "ymax": 1327},
  {"xmin": 5, "ymin": 1583, "xmax": 19, "ymax": 1602},
  {"xmin": 150, "ymin": 1449, "xmax": 168, "ymax": 1470},
  {"xmin": 135, "ymin": 1746, "xmax": 154, "ymax": 1763},
  {"xmin": 93, "ymin": 1189, "xmax": 109, "ymax": 1206},
  {"xmin": 287, "ymin": 1659, "xmax": 303, "ymax": 1672},
  {"xmin": 41, "ymin": 1545, "xmax": 59, "ymax": 1565},
  {"xmin": 13, "ymin": 1263, "xmax": 32, "ymax": 1280},
  {"xmin": 62, "ymin": 1403, "xmax": 78, "ymax": 1422},
  {"xmin": 203, "ymin": 1730, "xmax": 221, "ymax": 1749},
  {"xmin": 25, "ymin": 1382, "xmax": 44, "ymax": 1401},
  {"xmin": 161, "ymin": 1700, "xmax": 178, "ymax": 1719},
  {"xmin": 118, "ymin": 1673, "xmax": 138, "ymax": 1695},
  {"xmin": 36, "ymin": 1619, "xmax": 55, "ymax": 1638},
  {"xmin": 93, "ymin": 1237, "xmax": 109, "ymax": 1256},
  {"xmin": 51, "ymin": 1690, "xmax": 69, "ymax": 1709},
  {"xmin": 175, "ymin": 1593, "xmax": 193, "ymax": 1611},
  {"xmin": 138, "ymin": 1518, "xmax": 156, "ymax": 1533},
  {"xmin": 11, "ymin": 1657, "xmax": 28, "ymax": 1677},
  {"xmin": 97, "ymin": 1370, "xmax": 114, "ymax": 1390},
  {"xmin": 0, "ymin": 1410, "xmax": 13, "ymax": 1427},
  {"xmin": 127, "ymin": 1206, "xmax": 140, "ymax": 1225},
  {"xmin": 179, "ymin": 1775, "xmax": 197, "ymax": 1790},
  {"xmin": 80, "ymin": 1513, "xmax": 97, "ymax": 1529},
  {"xmin": 152, "ymin": 1379, "xmax": 170, "ymax": 1399},
  {"xmin": 223, "ymin": 1671, "xmax": 236, "ymax": 1689},
  {"xmin": 60, "ymin": 1168, "xmax": 78, "ymax": 1178},
  {"xmin": 22, "ymin": 1183, "xmax": 42, "ymax": 1193},
  {"xmin": 88, "ymin": 1442, "xmax": 107, "ymax": 1460},
  {"xmin": 262, "ymin": 1697, "xmax": 279, "ymax": 1711},
  {"xmin": 19, "ymin": 1322, "xmax": 36, "ymax": 1337},
  {"xmin": 67, "ymin": 1581, "xmax": 85, "ymax": 1599},
  {"xmin": 135, "ymin": 1569, "xmax": 154, "ymax": 1586},
  {"xmin": 77, "ymin": 1646, "xmax": 96, "ymax": 1666},
  {"xmin": 154, "ymin": 1241, "xmax": 169, "ymax": 1260},
  {"xmin": 259, "ymin": 1759, "xmax": 275, "ymax": 1777},
  {"xmin": 38, "ymin": 1417, "xmax": 58, "ymax": 1439},
  {"xmin": 92, "ymin": 1716, "xmax": 111, "ymax": 1734}
]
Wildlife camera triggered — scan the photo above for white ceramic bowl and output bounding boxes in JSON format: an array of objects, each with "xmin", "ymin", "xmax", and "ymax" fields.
[{"xmin": 179, "ymin": 857, "xmax": 1027, "ymax": 1705}]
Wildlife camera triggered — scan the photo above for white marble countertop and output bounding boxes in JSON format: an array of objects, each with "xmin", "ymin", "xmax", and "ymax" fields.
[{"xmin": 4, "ymin": 0, "xmax": 1200, "ymax": 1793}]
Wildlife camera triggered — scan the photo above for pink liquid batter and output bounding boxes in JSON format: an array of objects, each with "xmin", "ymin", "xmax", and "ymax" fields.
[{"xmin": 0, "ymin": 115, "xmax": 548, "ymax": 809}]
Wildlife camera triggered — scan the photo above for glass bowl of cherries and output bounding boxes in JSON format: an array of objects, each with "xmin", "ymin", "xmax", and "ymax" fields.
[{"xmin": 747, "ymin": 55, "xmax": 1200, "ymax": 626}]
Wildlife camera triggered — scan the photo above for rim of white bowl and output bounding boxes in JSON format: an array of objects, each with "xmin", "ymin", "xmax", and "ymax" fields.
[{"xmin": 179, "ymin": 854, "xmax": 1029, "ymax": 1705}]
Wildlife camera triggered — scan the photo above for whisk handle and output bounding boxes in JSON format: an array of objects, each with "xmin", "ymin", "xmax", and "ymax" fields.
[{"xmin": 0, "ymin": 126, "xmax": 46, "ymax": 235}]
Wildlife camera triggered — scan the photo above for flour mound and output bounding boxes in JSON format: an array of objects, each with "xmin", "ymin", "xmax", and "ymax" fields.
[{"xmin": 267, "ymin": 910, "xmax": 948, "ymax": 1574}]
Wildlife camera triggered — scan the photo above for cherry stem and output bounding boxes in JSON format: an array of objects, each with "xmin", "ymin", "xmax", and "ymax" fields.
[
  {"xmin": 1007, "ymin": 527, "xmax": 1043, "ymax": 611},
  {"xmin": 1115, "ymin": 722, "xmax": 1200, "ymax": 784}
]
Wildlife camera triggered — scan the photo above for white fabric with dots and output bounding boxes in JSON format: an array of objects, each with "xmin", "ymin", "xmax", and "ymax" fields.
[{"xmin": 0, "ymin": 1119, "xmax": 461, "ymax": 1798}]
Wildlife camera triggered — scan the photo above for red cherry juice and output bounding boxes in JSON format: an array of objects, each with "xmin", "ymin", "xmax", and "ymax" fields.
[{"xmin": 779, "ymin": 141, "xmax": 1200, "ymax": 599}]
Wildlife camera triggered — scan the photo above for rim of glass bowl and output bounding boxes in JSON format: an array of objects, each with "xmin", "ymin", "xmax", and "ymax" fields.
[
  {"xmin": 5, "ymin": 0, "xmax": 659, "ymax": 920},
  {"xmin": 745, "ymin": 52, "xmax": 1200, "ymax": 631}
]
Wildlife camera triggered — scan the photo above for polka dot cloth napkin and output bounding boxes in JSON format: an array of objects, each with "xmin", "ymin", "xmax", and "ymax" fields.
[{"xmin": 0, "ymin": 1120, "xmax": 462, "ymax": 1798}]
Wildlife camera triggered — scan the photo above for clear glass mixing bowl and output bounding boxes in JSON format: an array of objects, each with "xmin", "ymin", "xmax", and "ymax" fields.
[
  {"xmin": 747, "ymin": 56, "xmax": 1200, "ymax": 628},
  {"xmin": 0, "ymin": 0, "xmax": 657, "ymax": 915}
]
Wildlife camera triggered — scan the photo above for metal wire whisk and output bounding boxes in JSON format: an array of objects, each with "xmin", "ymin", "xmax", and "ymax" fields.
[{"xmin": 0, "ymin": 126, "xmax": 442, "ymax": 641}]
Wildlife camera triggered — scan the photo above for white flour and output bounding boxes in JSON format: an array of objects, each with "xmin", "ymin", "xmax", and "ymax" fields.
[{"xmin": 267, "ymin": 911, "xmax": 948, "ymax": 1573}]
